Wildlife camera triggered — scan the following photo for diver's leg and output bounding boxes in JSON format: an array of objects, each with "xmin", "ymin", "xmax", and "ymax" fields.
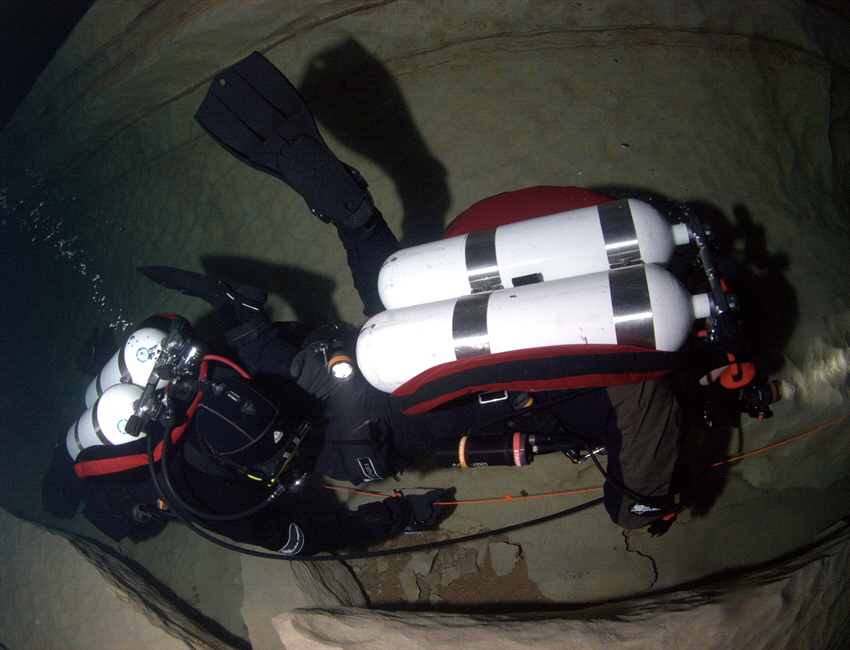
[
  {"xmin": 335, "ymin": 209, "xmax": 401, "ymax": 317},
  {"xmin": 196, "ymin": 53, "xmax": 403, "ymax": 315},
  {"xmin": 137, "ymin": 266, "xmax": 266, "ymax": 329},
  {"xmin": 604, "ymin": 379, "xmax": 681, "ymax": 528},
  {"xmin": 224, "ymin": 316, "xmax": 300, "ymax": 377}
]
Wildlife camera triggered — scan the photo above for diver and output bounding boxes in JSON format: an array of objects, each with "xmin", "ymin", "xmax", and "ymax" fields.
[
  {"xmin": 176, "ymin": 52, "xmax": 681, "ymax": 529},
  {"xmin": 43, "ymin": 52, "xmax": 685, "ymax": 555},
  {"xmin": 46, "ymin": 309, "xmax": 447, "ymax": 556}
]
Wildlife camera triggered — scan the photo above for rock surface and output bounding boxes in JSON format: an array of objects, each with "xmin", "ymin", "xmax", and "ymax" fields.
[
  {"xmin": 273, "ymin": 525, "xmax": 850, "ymax": 649},
  {"xmin": 0, "ymin": 1, "xmax": 848, "ymax": 648}
]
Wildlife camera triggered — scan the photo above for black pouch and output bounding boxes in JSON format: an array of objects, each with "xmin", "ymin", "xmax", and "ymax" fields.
[
  {"xmin": 315, "ymin": 419, "xmax": 403, "ymax": 484},
  {"xmin": 194, "ymin": 376, "xmax": 282, "ymax": 470}
]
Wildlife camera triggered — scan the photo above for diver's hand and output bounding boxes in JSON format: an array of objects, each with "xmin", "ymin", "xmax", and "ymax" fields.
[
  {"xmin": 289, "ymin": 347, "xmax": 340, "ymax": 400},
  {"xmin": 382, "ymin": 489, "xmax": 445, "ymax": 534},
  {"xmin": 405, "ymin": 489, "xmax": 445, "ymax": 531}
]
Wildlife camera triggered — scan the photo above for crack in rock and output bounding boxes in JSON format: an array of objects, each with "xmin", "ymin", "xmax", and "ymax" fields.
[{"xmin": 623, "ymin": 530, "xmax": 659, "ymax": 589}]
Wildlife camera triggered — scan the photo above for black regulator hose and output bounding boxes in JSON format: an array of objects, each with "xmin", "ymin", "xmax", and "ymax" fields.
[
  {"xmin": 161, "ymin": 426, "xmax": 288, "ymax": 522},
  {"xmin": 139, "ymin": 411, "xmax": 280, "ymax": 526}
]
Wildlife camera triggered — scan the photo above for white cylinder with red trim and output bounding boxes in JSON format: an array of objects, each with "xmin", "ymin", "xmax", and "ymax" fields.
[
  {"xmin": 84, "ymin": 327, "xmax": 167, "ymax": 408},
  {"xmin": 67, "ymin": 383, "xmax": 145, "ymax": 460},
  {"xmin": 378, "ymin": 198, "xmax": 692, "ymax": 310},
  {"xmin": 358, "ymin": 264, "xmax": 712, "ymax": 393}
]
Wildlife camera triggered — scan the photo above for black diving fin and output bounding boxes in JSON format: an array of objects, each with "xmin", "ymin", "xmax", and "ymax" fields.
[{"xmin": 194, "ymin": 51, "xmax": 374, "ymax": 229}]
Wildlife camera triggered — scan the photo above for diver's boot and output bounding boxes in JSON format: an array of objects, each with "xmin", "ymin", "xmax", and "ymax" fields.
[
  {"xmin": 194, "ymin": 51, "xmax": 373, "ymax": 229},
  {"xmin": 138, "ymin": 266, "xmax": 267, "ymax": 329}
]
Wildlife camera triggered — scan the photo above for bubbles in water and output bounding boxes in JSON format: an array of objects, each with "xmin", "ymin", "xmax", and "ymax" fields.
[{"xmin": 1, "ymin": 185, "xmax": 130, "ymax": 331}]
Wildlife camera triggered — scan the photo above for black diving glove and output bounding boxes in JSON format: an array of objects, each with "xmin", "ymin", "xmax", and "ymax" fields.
[
  {"xmin": 382, "ymin": 489, "xmax": 446, "ymax": 534},
  {"xmin": 357, "ymin": 489, "xmax": 446, "ymax": 542},
  {"xmin": 290, "ymin": 347, "xmax": 340, "ymax": 400},
  {"xmin": 289, "ymin": 325, "xmax": 353, "ymax": 400}
]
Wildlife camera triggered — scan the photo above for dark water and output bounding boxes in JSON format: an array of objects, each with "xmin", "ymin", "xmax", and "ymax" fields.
[
  {"xmin": 0, "ymin": 0, "xmax": 96, "ymax": 131},
  {"xmin": 0, "ymin": 186, "xmax": 112, "ymax": 520}
]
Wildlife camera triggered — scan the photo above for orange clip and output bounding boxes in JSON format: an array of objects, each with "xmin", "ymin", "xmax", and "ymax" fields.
[
  {"xmin": 719, "ymin": 353, "xmax": 756, "ymax": 389},
  {"xmin": 661, "ymin": 505, "xmax": 684, "ymax": 521}
]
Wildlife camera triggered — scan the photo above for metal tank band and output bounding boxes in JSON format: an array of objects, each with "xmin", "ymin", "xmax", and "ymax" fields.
[
  {"xmin": 610, "ymin": 264, "xmax": 656, "ymax": 348},
  {"xmin": 70, "ymin": 420, "xmax": 83, "ymax": 456},
  {"xmin": 452, "ymin": 293, "xmax": 492, "ymax": 359},
  {"xmin": 94, "ymin": 345, "xmax": 131, "ymax": 401},
  {"xmin": 91, "ymin": 404, "xmax": 113, "ymax": 446},
  {"xmin": 464, "ymin": 228, "xmax": 503, "ymax": 293},
  {"xmin": 598, "ymin": 200, "xmax": 641, "ymax": 268}
]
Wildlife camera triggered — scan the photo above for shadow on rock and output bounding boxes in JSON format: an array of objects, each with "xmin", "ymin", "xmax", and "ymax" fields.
[
  {"xmin": 200, "ymin": 254, "xmax": 342, "ymax": 327},
  {"xmin": 299, "ymin": 39, "xmax": 451, "ymax": 246}
]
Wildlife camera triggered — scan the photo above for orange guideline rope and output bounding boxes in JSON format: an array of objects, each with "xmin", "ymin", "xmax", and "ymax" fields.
[
  {"xmin": 321, "ymin": 411, "xmax": 850, "ymax": 505},
  {"xmin": 321, "ymin": 483, "xmax": 604, "ymax": 505},
  {"xmin": 436, "ymin": 486, "xmax": 604, "ymax": 506},
  {"xmin": 710, "ymin": 411, "xmax": 850, "ymax": 468}
]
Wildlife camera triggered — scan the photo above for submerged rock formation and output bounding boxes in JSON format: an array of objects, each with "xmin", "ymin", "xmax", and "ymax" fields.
[
  {"xmin": 276, "ymin": 522, "xmax": 850, "ymax": 649},
  {"xmin": 1, "ymin": 1, "xmax": 847, "ymax": 647}
]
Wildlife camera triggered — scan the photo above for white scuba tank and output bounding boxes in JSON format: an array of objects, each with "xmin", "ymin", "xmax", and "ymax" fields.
[
  {"xmin": 358, "ymin": 264, "xmax": 713, "ymax": 393},
  {"xmin": 378, "ymin": 198, "xmax": 692, "ymax": 310},
  {"xmin": 67, "ymin": 383, "xmax": 145, "ymax": 460},
  {"xmin": 84, "ymin": 327, "xmax": 167, "ymax": 408}
]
